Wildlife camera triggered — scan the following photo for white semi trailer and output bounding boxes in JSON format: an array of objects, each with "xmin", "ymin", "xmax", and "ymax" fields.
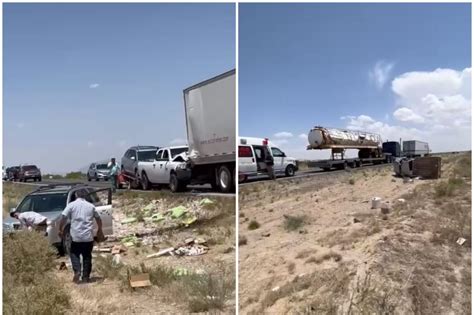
[{"xmin": 175, "ymin": 69, "xmax": 236, "ymax": 193}]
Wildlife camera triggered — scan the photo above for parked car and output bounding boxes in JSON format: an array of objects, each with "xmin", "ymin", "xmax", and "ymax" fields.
[
  {"xmin": 238, "ymin": 137, "xmax": 298, "ymax": 182},
  {"xmin": 3, "ymin": 183, "xmax": 113, "ymax": 255},
  {"xmin": 121, "ymin": 146, "xmax": 159, "ymax": 188},
  {"xmin": 18, "ymin": 165, "xmax": 42, "ymax": 182},
  {"xmin": 87, "ymin": 162, "xmax": 110, "ymax": 181},
  {"xmin": 137, "ymin": 146, "xmax": 189, "ymax": 191},
  {"xmin": 6, "ymin": 166, "xmax": 20, "ymax": 181}
]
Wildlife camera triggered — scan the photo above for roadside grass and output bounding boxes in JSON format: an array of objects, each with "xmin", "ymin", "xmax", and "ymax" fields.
[
  {"xmin": 3, "ymin": 231, "xmax": 70, "ymax": 315},
  {"xmin": 3, "ymin": 182, "xmax": 35, "ymax": 217},
  {"xmin": 95, "ymin": 256, "xmax": 233, "ymax": 313},
  {"xmin": 283, "ymin": 215, "xmax": 306, "ymax": 232}
]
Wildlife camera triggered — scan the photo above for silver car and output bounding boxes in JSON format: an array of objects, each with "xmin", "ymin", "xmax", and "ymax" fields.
[
  {"xmin": 87, "ymin": 162, "xmax": 110, "ymax": 181},
  {"xmin": 3, "ymin": 183, "xmax": 113, "ymax": 255}
]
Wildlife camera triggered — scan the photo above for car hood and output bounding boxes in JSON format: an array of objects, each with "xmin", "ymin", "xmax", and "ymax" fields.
[{"xmin": 3, "ymin": 211, "xmax": 63, "ymax": 225}]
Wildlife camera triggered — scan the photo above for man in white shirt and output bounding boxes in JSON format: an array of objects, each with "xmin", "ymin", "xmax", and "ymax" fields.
[
  {"xmin": 58, "ymin": 190, "xmax": 102, "ymax": 284},
  {"xmin": 10, "ymin": 210, "xmax": 47, "ymax": 231}
]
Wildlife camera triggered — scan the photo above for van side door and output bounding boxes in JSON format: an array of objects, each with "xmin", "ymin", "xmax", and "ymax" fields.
[{"xmin": 239, "ymin": 145, "xmax": 257, "ymax": 175}]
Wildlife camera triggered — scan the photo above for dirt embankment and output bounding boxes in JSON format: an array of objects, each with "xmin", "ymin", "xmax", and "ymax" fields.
[
  {"xmin": 3, "ymin": 187, "xmax": 236, "ymax": 315},
  {"xmin": 239, "ymin": 154, "xmax": 471, "ymax": 314}
]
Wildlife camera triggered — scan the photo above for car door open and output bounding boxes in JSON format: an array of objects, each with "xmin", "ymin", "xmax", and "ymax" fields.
[{"xmin": 86, "ymin": 188, "xmax": 113, "ymax": 236}]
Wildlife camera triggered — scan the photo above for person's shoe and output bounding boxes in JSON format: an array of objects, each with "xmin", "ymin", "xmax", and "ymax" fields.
[
  {"xmin": 82, "ymin": 277, "xmax": 91, "ymax": 283},
  {"xmin": 72, "ymin": 274, "xmax": 80, "ymax": 284}
]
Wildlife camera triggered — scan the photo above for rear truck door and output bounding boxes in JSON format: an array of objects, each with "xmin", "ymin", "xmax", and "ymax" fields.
[
  {"xmin": 238, "ymin": 145, "xmax": 257, "ymax": 176},
  {"xmin": 271, "ymin": 147, "xmax": 285, "ymax": 172},
  {"xmin": 85, "ymin": 188, "xmax": 113, "ymax": 236}
]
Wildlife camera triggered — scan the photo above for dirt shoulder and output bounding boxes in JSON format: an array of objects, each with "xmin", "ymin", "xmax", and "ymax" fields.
[{"xmin": 239, "ymin": 154, "xmax": 471, "ymax": 314}]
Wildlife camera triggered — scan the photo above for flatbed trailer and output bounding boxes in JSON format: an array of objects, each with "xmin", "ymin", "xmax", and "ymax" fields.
[{"xmin": 307, "ymin": 155, "xmax": 391, "ymax": 171}]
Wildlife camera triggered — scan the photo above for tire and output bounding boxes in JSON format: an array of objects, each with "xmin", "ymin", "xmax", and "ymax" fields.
[
  {"xmin": 170, "ymin": 173, "xmax": 185, "ymax": 193},
  {"xmin": 285, "ymin": 165, "xmax": 296, "ymax": 177},
  {"xmin": 131, "ymin": 171, "xmax": 140, "ymax": 189},
  {"xmin": 95, "ymin": 173, "xmax": 99, "ymax": 181},
  {"xmin": 62, "ymin": 226, "xmax": 72, "ymax": 256},
  {"xmin": 87, "ymin": 175, "xmax": 91, "ymax": 181},
  {"xmin": 38, "ymin": 177, "xmax": 41, "ymax": 182},
  {"xmin": 322, "ymin": 167, "xmax": 331, "ymax": 172},
  {"xmin": 217, "ymin": 165, "xmax": 233, "ymax": 193},
  {"xmin": 141, "ymin": 172, "xmax": 151, "ymax": 190}
]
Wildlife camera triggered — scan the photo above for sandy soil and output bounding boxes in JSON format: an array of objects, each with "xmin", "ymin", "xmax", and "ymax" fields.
[
  {"xmin": 239, "ymin": 154, "xmax": 471, "ymax": 314},
  {"xmin": 54, "ymin": 191, "xmax": 236, "ymax": 314}
]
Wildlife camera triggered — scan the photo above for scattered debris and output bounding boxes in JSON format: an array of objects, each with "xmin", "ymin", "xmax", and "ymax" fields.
[
  {"xmin": 397, "ymin": 198, "xmax": 406, "ymax": 203},
  {"xmin": 121, "ymin": 217, "xmax": 138, "ymax": 224},
  {"xmin": 93, "ymin": 246, "xmax": 113, "ymax": 253},
  {"xmin": 456, "ymin": 237, "xmax": 467, "ymax": 246},
  {"xmin": 121, "ymin": 235, "xmax": 140, "ymax": 247},
  {"xmin": 353, "ymin": 217, "xmax": 361, "ymax": 223},
  {"xmin": 199, "ymin": 198, "xmax": 214, "ymax": 206},
  {"xmin": 147, "ymin": 247, "xmax": 175, "ymax": 258},
  {"xmin": 271, "ymin": 286, "xmax": 280, "ymax": 292},
  {"xmin": 261, "ymin": 232, "xmax": 271, "ymax": 237},
  {"xmin": 112, "ymin": 254, "xmax": 122, "ymax": 265},
  {"xmin": 174, "ymin": 244, "xmax": 208, "ymax": 256},
  {"xmin": 371, "ymin": 197, "xmax": 382, "ymax": 209},
  {"xmin": 129, "ymin": 273, "xmax": 152, "ymax": 288},
  {"xmin": 111, "ymin": 244, "xmax": 127, "ymax": 255},
  {"xmin": 170, "ymin": 206, "xmax": 187, "ymax": 218},
  {"xmin": 381, "ymin": 202, "xmax": 391, "ymax": 214}
]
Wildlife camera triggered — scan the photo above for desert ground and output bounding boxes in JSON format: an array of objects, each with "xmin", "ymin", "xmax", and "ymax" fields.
[
  {"xmin": 239, "ymin": 153, "xmax": 471, "ymax": 314},
  {"xmin": 3, "ymin": 184, "xmax": 235, "ymax": 314}
]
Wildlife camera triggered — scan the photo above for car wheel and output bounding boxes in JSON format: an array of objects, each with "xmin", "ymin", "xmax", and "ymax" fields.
[
  {"xmin": 170, "ymin": 173, "xmax": 185, "ymax": 192},
  {"xmin": 95, "ymin": 173, "xmax": 99, "ymax": 181},
  {"xmin": 285, "ymin": 165, "xmax": 295, "ymax": 177},
  {"xmin": 217, "ymin": 165, "xmax": 233, "ymax": 193},
  {"xmin": 131, "ymin": 171, "xmax": 140, "ymax": 189},
  {"xmin": 87, "ymin": 175, "xmax": 91, "ymax": 181},
  {"xmin": 62, "ymin": 226, "xmax": 72, "ymax": 256},
  {"xmin": 141, "ymin": 172, "xmax": 151, "ymax": 190}
]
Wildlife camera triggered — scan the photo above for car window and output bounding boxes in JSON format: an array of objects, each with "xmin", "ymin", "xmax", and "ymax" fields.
[
  {"xmin": 253, "ymin": 147, "xmax": 263, "ymax": 159},
  {"xmin": 162, "ymin": 150, "xmax": 170, "ymax": 161},
  {"xmin": 170, "ymin": 147, "xmax": 188, "ymax": 158},
  {"xmin": 96, "ymin": 164, "xmax": 108, "ymax": 169},
  {"xmin": 156, "ymin": 150, "xmax": 163, "ymax": 161},
  {"xmin": 17, "ymin": 193, "xmax": 68, "ymax": 213},
  {"xmin": 23, "ymin": 165, "xmax": 38, "ymax": 171},
  {"xmin": 137, "ymin": 150, "xmax": 156, "ymax": 161},
  {"xmin": 239, "ymin": 146, "xmax": 253, "ymax": 158},
  {"xmin": 271, "ymin": 147, "xmax": 284, "ymax": 157}
]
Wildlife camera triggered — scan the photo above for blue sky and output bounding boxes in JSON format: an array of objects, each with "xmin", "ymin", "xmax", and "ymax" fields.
[
  {"xmin": 239, "ymin": 3, "xmax": 471, "ymax": 159},
  {"xmin": 4, "ymin": 3, "xmax": 235, "ymax": 173}
]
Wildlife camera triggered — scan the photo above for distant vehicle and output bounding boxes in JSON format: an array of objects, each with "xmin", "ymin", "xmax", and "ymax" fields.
[
  {"xmin": 175, "ymin": 70, "xmax": 236, "ymax": 193},
  {"xmin": 3, "ymin": 183, "xmax": 113, "ymax": 255},
  {"xmin": 137, "ymin": 146, "xmax": 189, "ymax": 191},
  {"xmin": 87, "ymin": 163, "xmax": 110, "ymax": 181},
  {"xmin": 382, "ymin": 141, "xmax": 402, "ymax": 159},
  {"xmin": 121, "ymin": 146, "xmax": 159, "ymax": 188},
  {"xmin": 6, "ymin": 166, "xmax": 20, "ymax": 181},
  {"xmin": 18, "ymin": 165, "xmax": 42, "ymax": 182},
  {"xmin": 238, "ymin": 137, "xmax": 298, "ymax": 182},
  {"xmin": 2, "ymin": 167, "xmax": 6, "ymax": 181},
  {"xmin": 403, "ymin": 140, "xmax": 430, "ymax": 157}
]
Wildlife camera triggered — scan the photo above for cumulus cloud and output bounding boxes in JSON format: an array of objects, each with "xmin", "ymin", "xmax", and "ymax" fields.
[
  {"xmin": 169, "ymin": 138, "xmax": 187, "ymax": 145},
  {"xmin": 89, "ymin": 83, "xmax": 100, "ymax": 89},
  {"xmin": 298, "ymin": 133, "xmax": 307, "ymax": 139},
  {"xmin": 393, "ymin": 107, "xmax": 425, "ymax": 123},
  {"xmin": 369, "ymin": 60, "xmax": 395, "ymax": 89},
  {"xmin": 342, "ymin": 66, "xmax": 471, "ymax": 152},
  {"xmin": 274, "ymin": 131, "xmax": 293, "ymax": 139}
]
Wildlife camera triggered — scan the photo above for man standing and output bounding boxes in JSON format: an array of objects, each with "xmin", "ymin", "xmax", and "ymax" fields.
[
  {"xmin": 10, "ymin": 210, "xmax": 48, "ymax": 232},
  {"xmin": 108, "ymin": 158, "xmax": 120, "ymax": 193},
  {"xmin": 59, "ymin": 190, "xmax": 102, "ymax": 284},
  {"xmin": 265, "ymin": 149, "xmax": 276, "ymax": 180}
]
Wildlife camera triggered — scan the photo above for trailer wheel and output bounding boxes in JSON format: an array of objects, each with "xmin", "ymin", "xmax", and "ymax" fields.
[
  {"xmin": 217, "ymin": 166, "xmax": 233, "ymax": 193},
  {"xmin": 141, "ymin": 172, "xmax": 151, "ymax": 190},
  {"xmin": 170, "ymin": 173, "xmax": 185, "ymax": 193},
  {"xmin": 285, "ymin": 165, "xmax": 295, "ymax": 177}
]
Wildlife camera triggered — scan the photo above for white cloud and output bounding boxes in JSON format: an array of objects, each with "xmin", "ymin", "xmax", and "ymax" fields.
[
  {"xmin": 274, "ymin": 131, "xmax": 293, "ymax": 139},
  {"xmin": 298, "ymin": 133, "xmax": 307, "ymax": 139},
  {"xmin": 341, "ymin": 66, "xmax": 471, "ymax": 152},
  {"xmin": 169, "ymin": 138, "xmax": 187, "ymax": 145},
  {"xmin": 393, "ymin": 107, "xmax": 425, "ymax": 123},
  {"xmin": 89, "ymin": 83, "xmax": 100, "ymax": 89},
  {"xmin": 369, "ymin": 60, "xmax": 394, "ymax": 89}
]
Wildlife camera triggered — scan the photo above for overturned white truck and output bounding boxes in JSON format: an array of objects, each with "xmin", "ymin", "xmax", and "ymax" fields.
[{"xmin": 175, "ymin": 70, "xmax": 236, "ymax": 193}]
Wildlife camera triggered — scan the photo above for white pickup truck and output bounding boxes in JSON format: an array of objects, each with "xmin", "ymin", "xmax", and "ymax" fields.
[{"xmin": 137, "ymin": 146, "xmax": 190, "ymax": 192}]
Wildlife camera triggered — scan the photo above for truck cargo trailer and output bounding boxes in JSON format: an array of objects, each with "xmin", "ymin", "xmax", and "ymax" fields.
[
  {"xmin": 402, "ymin": 140, "xmax": 430, "ymax": 157},
  {"xmin": 176, "ymin": 69, "xmax": 236, "ymax": 193}
]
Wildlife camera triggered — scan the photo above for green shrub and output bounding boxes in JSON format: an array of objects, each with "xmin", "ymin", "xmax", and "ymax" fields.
[
  {"xmin": 248, "ymin": 220, "xmax": 260, "ymax": 230},
  {"xmin": 284, "ymin": 215, "xmax": 306, "ymax": 232}
]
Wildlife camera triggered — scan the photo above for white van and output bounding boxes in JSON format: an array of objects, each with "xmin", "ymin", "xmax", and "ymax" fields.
[{"xmin": 238, "ymin": 137, "xmax": 298, "ymax": 182}]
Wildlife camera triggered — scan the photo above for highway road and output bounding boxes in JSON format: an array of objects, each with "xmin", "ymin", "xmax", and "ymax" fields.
[{"xmin": 10, "ymin": 178, "xmax": 235, "ymax": 198}]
